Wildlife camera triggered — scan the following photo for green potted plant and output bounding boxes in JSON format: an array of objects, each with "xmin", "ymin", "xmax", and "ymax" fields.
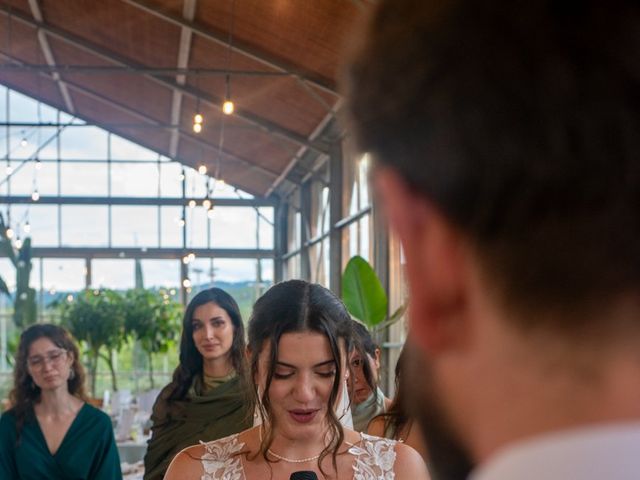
[
  {"xmin": 341, "ymin": 255, "xmax": 406, "ymax": 338},
  {"xmin": 123, "ymin": 289, "xmax": 182, "ymax": 388},
  {"xmin": 60, "ymin": 289, "xmax": 126, "ymax": 397}
]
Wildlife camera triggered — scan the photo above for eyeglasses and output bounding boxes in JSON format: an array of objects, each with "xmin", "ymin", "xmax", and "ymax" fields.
[{"xmin": 27, "ymin": 349, "xmax": 67, "ymax": 369}]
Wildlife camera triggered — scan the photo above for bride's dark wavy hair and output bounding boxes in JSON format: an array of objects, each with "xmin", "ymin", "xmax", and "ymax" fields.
[{"xmin": 248, "ymin": 280, "xmax": 353, "ymax": 477}]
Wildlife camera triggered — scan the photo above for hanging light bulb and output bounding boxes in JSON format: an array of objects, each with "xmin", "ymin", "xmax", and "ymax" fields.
[
  {"xmin": 20, "ymin": 137, "xmax": 28, "ymax": 148},
  {"xmin": 5, "ymin": 227, "xmax": 14, "ymax": 239},
  {"xmin": 188, "ymin": 199, "xmax": 196, "ymax": 208},
  {"xmin": 182, "ymin": 278, "xmax": 192, "ymax": 288},
  {"xmin": 182, "ymin": 255, "xmax": 190, "ymax": 264},
  {"xmin": 23, "ymin": 222, "xmax": 31, "ymax": 234},
  {"xmin": 188, "ymin": 252, "xmax": 196, "ymax": 262},
  {"xmin": 223, "ymin": 100, "xmax": 234, "ymax": 115},
  {"xmin": 15, "ymin": 238, "xmax": 23, "ymax": 249},
  {"xmin": 193, "ymin": 122, "xmax": 202, "ymax": 133},
  {"xmin": 198, "ymin": 165, "xmax": 207, "ymax": 175},
  {"xmin": 194, "ymin": 113, "xmax": 203, "ymax": 125},
  {"xmin": 178, "ymin": 172, "xmax": 185, "ymax": 181},
  {"xmin": 222, "ymin": 74, "xmax": 234, "ymax": 115},
  {"xmin": 31, "ymin": 190, "xmax": 40, "ymax": 202},
  {"xmin": 5, "ymin": 165, "xmax": 13, "ymax": 175},
  {"xmin": 35, "ymin": 159, "xmax": 42, "ymax": 170},
  {"xmin": 207, "ymin": 207, "xmax": 215, "ymax": 219},
  {"xmin": 178, "ymin": 217, "xmax": 185, "ymax": 227},
  {"xmin": 202, "ymin": 198, "xmax": 212, "ymax": 210}
]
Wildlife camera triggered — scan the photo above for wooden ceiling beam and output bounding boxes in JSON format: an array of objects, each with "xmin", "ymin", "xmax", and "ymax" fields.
[
  {"xmin": 168, "ymin": 0, "xmax": 198, "ymax": 159},
  {"xmin": 27, "ymin": 0, "xmax": 75, "ymax": 113},
  {"xmin": 123, "ymin": 0, "xmax": 338, "ymax": 96},
  {"xmin": 0, "ymin": 6, "xmax": 330, "ymax": 156}
]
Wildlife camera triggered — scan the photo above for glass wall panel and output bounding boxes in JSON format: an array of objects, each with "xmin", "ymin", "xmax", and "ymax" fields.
[
  {"xmin": 61, "ymin": 206, "xmax": 108, "ymax": 246},
  {"xmin": 91, "ymin": 259, "xmax": 135, "ymax": 289},
  {"xmin": 141, "ymin": 259, "xmax": 180, "ymax": 291},
  {"xmin": 159, "ymin": 206, "xmax": 184, "ymax": 248},
  {"xmin": 8, "ymin": 126, "xmax": 36, "ymax": 160},
  {"xmin": 60, "ymin": 127, "xmax": 108, "ymax": 159},
  {"xmin": 209, "ymin": 207, "xmax": 257, "ymax": 249},
  {"xmin": 42, "ymin": 259, "xmax": 86, "ymax": 292},
  {"xmin": 160, "ymin": 163, "xmax": 183, "ymax": 197},
  {"xmin": 186, "ymin": 257, "xmax": 214, "ymax": 292},
  {"xmin": 257, "ymin": 208, "xmax": 274, "ymax": 249},
  {"xmin": 34, "ymin": 126, "xmax": 61, "ymax": 160},
  {"xmin": 110, "ymin": 135, "xmax": 158, "ymax": 160},
  {"xmin": 6, "ymin": 205, "xmax": 58, "ymax": 247},
  {"xmin": 186, "ymin": 207, "xmax": 208, "ymax": 249},
  {"xmin": 111, "ymin": 206, "xmax": 158, "ymax": 247},
  {"xmin": 8, "ymin": 90, "xmax": 37, "ymax": 122},
  {"xmin": 185, "ymin": 169, "xmax": 207, "ymax": 198},
  {"xmin": 4, "ymin": 159, "xmax": 37, "ymax": 195},
  {"xmin": 60, "ymin": 162, "xmax": 108, "ymax": 196},
  {"xmin": 110, "ymin": 162, "xmax": 159, "ymax": 197}
]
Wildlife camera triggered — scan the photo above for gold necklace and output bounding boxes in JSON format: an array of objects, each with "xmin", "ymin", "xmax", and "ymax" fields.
[{"xmin": 267, "ymin": 449, "xmax": 321, "ymax": 463}]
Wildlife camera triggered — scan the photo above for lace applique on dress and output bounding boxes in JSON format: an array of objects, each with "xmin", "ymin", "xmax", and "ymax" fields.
[
  {"xmin": 199, "ymin": 433, "xmax": 246, "ymax": 480},
  {"xmin": 348, "ymin": 433, "xmax": 398, "ymax": 480}
]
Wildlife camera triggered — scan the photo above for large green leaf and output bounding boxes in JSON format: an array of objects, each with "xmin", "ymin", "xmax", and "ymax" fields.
[{"xmin": 341, "ymin": 255, "xmax": 388, "ymax": 327}]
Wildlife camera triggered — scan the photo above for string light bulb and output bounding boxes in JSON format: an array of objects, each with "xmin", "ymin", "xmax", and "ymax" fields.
[
  {"xmin": 35, "ymin": 159, "xmax": 42, "ymax": 170},
  {"xmin": 198, "ymin": 165, "xmax": 207, "ymax": 175},
  {"xmin": 20, "ymin": 138, "xmax": 28, "ymax": 148},
  {"xmin": 193, "ymin": 122, "xmax": 202, "ymax": 133},
  {"xmin": 222, "ymin": 75, "xmax": 234, "ymax": 115},
  {"xmin": 194, "ymin": 113, "xmax": 203, "ymax": 124},
  {"xmin": 15, "ymin": 238, "xmax": 23, "ymax": 249},
  {"xmin": 6, "ymin": 227, "xmax": 14, "ymax": 239},
  {"xmin": 207, "ymin": 207, "xmax": 215, "ymax": 219},
  {"xmin": 5, "ymin": 165, "xmax": 13, "ymax": 175},
  {"xmin": 182, "ymin": 278, "xmax": 191, "ymax": 288},
  {"xmin": 188, "ymin": 199, "xmax": 196, "ymax": 208},
  {"xmin": 31, "ymin": 190, "xmax": 40, "ymax": 202},
  {"xmin": 202, "ymin": 198, "xmax": 211, "ymax": 210},
  {"xmin": 23, "ymin": 222, "xmax": 31, "ymax": 234}
]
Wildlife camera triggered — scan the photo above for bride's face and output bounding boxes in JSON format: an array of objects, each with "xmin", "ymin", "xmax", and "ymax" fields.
[{"xmin": 257, "ymin": 331, "xmax": 345, "ymax": 439}]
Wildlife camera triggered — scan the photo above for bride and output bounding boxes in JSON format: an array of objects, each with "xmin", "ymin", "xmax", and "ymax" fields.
[{"xmin": 165, "ymin": 280, "xmax": 429, "ymax": 480}]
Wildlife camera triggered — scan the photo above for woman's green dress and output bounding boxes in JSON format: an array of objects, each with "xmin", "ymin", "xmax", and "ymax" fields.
[{"xmin": 0, "ymin": 403, "xmax": 122, "ymax": 479}]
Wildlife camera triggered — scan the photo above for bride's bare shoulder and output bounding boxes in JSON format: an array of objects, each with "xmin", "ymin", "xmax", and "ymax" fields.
[{"xmin": 164, "ymin": 443, "xmax": 206, "ymax": 480}]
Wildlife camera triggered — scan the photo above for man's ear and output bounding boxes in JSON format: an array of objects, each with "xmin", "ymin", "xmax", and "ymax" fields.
[{"xmin": 374, "ymin": 166, "xmax": 471, "ymax": 356}]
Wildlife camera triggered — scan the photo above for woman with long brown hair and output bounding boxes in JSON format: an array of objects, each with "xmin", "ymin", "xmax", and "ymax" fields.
[
  {"xmin": 143, "ymin": 287, "xmax": 253, "ymax": 480},
  {"xmin": 165, "ymin": 280, "xmax": 428, "ymax": 480},
  {"xmin": 0, "ymin": 324, "xmax": 121, "ymax": 479}
]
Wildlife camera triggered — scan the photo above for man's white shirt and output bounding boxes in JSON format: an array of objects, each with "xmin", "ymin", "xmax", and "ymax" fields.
[{"xmin": 470, "ymin": 422, "xmax": 640, "ymax": 480}]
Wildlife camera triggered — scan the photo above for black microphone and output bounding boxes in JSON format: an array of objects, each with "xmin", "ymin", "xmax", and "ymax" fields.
[{"xmin": 290, "ymin": 471, "xmax": 318, "ymax": 480}]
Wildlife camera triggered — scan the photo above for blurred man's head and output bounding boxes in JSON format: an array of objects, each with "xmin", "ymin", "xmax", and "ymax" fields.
[{"xmin": 345, "ymin": 0, "xmax": 640, "ymax": 478}]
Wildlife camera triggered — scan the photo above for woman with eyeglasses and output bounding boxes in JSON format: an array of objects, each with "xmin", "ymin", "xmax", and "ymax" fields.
[
  {"xmin": 164, "ymin": 280, "xmax": 429, "ymax": 480},
  {"xmin": 0, "ymin": 324, "xmax": 122, "ymax": 479}
]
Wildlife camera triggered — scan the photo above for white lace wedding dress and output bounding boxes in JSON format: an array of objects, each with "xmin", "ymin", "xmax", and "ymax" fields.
[{"xmin": 198, "ymin": 432, "xmax": 398, "ymax": 480}]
